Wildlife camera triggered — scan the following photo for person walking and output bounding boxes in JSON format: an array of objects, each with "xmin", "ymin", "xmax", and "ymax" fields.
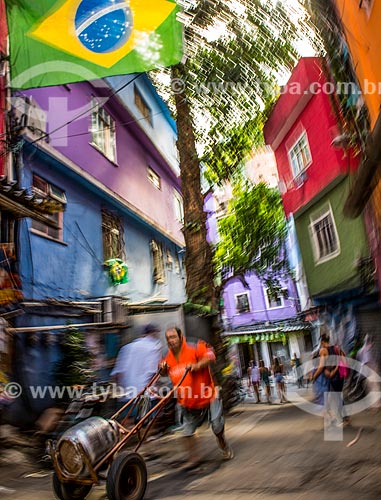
[
  {"xmin": 111, "ymin": 323, "xmax": 162, "ymax": 417},
  {"xmin": 250, "ymin": 361, "xmax": 261, "ymax": 403},
  {"xmin": 357, "ymin": 334, "xmax": 381, "ymax": 410},
  {"xmin": 311, "ymin": 333, "xmax": 345, "ymax": 425},
  {"xmin": 259, "ymin": 359, "xmax": 272, "ymax": 403},
  {"xmin": 311, "ymin": 334, "xmax": 331, "ymax": 406},
  {"xmin": 291, "ymin": 353, "xmax": 304, "ymax": 388},
  {"xmin": 161, "ymin": 326, "xmax": 233, "ymax": 470},
  {"xmin": 272, "ymin": 356, "xmax": 287, "ymax": 403},
  {"xmin": 247, "ymin": 360, "xmax": 253, "ymax": 396}
]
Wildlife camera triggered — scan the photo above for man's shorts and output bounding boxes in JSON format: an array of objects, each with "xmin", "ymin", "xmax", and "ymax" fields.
[{"xmin": 181, "ymin": 397, "xmax": 224, "ymax": 437}]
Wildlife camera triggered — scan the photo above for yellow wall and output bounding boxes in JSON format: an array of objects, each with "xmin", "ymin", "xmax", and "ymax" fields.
[{"xmin": 335, "ymin": 1, "xmax": 381, "ymax": 129}]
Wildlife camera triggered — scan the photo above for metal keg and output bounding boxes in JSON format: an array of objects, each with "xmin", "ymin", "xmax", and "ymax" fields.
[{"xmin": 57, "ymin": 416, "xmax": 120, "ymax": 476}]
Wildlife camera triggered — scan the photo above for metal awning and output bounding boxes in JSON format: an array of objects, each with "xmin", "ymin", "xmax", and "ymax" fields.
[
  {"xmin": 0, "ymin": 176, "xmax": 64, "ymax": 227},
  {"xmin": 0, "ymin": 192, "xmax": 60, "ymax": 227},
  {"xmin": 223, "ymin": 320, "xmax": 312, "ymax": 343}
]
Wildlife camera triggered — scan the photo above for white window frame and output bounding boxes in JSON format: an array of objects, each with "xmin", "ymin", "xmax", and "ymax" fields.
[
  {"xmin": 147, "ymin": 167, "xmax": 161, "ymax": 190},
  {"xmin": 309, "ymin": 204, "xmax": 340, "ymax": 264},
  {"xmin": 264, "ymin": 288, "xmax": 285, "ymax": 310},
  {"xmin": 31, "ymin": 174, "xmax": 66, "ymax": 242},
  {"xmin": 90, "ymin": 98, "xmax": 116, "ymax": 163},
  {"xmin": 287, "ymin": 131, "xmax": 312, "ymax": 178},
  {"xmin": 173, "ymin": 190, "xmax": 184, "ymax": 223},
  {"xmin": 235, "ymin": 292, "xmax": 251, "ymax": 314}
]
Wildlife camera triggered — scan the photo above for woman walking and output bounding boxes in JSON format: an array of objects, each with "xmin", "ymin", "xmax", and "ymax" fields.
[
  {"xmin": 259, "ymin": 360, "xmax": 272, "ymax": 403},
  {"xmin": 272, "ymin": 357, "xmax": 287, "ymax": 403}
]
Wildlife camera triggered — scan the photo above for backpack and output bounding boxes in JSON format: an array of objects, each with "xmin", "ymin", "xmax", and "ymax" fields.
[{"xmin": 334, "ymin": 345, "xmax": 349, "ymax": 379}]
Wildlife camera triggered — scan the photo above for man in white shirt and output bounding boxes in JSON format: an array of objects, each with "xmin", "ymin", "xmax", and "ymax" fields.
[{"xmin": 111, "ymin": 324, "xmax": 162, "ymax": 412}]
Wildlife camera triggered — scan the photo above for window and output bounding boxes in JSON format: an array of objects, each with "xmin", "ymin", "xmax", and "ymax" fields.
[
  {"xmin": 173, "ymin": 138, "xmax": 179, "ymax": 161},
  {"xmin": 174, "ymin": 190, "xmax": 184, "ymax": 223},
  {"xmin": 151, "ymin": 240, "xmax": 165, "ymax": 283},
  {"xmin": 174, "ymin": 253, "xmax": 181, "ymax": 274},
  {"xmin": 235, "ymin": 292, "xmax": 250, "ymax": 314},
  {"xmin": 31, "ymin": 175, "xmax": 66, "ymax": 241},
  {"xmin": 90, "ymin": 98, "xmax": 116, "ymax": 162},
  {"xmin": 287, "ymin": 131, "xmax": 312, "ymax": 178},
  {"xmin": 0, "ymin": 211, "xmax": 15, "ymax": 245},
  {"xmin": 147, "ymin": 167, "xmax": 161, "ymax": 190},
  {"xmin": 134, "ymin": 86, "xmax": 153, "ymax": 126},
  {"xmin": 101, "ymin": 209, "xmax": 125, "ymax": 261},
  {"xmin": 309, "ymin": 205, "xmax": 340, "ymax": 263},
  {"xmin": 265, "ymin": 289, "xmax": 284, "ymax": 309},
  {"xmin": 166, "ymin": 249, "xmax": 173, "ymax": 271}
]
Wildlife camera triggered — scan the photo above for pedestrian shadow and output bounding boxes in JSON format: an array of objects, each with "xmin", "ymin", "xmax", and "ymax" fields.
[{"xmin": 146, "ymin": 457, "xmax": 224, "ymax": 498}]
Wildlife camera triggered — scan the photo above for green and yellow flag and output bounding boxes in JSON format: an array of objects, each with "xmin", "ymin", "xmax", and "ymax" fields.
[{"xmin": 5, "ymin": 0, "xmax": 183, "ymax": 89}]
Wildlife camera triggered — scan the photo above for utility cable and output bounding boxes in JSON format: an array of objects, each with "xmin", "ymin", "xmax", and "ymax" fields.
[{"xmin": 20, "ymin": 73, "xmax": 143, "ymax": 147}]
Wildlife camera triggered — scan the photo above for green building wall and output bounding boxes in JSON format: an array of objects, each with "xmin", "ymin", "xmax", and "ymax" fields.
[{"xmin": 295, "ymin": 177, "xmax": 369, "ymax": 298}]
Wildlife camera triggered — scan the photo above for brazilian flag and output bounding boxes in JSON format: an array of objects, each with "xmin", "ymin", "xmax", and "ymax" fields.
[
  {"xmin": 5, "ymin": 0, "xmax": 183, "ymax": 89},
  {"xmin": 105, "ymin": 258, "xmax": 128, "ymax": 285}
]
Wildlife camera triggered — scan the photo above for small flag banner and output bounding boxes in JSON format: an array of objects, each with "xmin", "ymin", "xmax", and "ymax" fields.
[{"xmin": 105, "ymin": 258, "xmax": 128, "ymax": 285}]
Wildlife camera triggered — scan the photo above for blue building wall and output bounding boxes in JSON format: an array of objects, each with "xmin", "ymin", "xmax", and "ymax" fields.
[
  {"xmin": 6, "ymin": 76, "xmax": 186, "ymax": 427},
  {"xmin": 17, "ymin": 145, "xmax": 185, "ymax": 327}
]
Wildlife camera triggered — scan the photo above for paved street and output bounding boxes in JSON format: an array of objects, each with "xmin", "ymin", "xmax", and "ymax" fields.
[{"xmin": 1, "ymin": 386, "xmax": 380, "ymax": 500}]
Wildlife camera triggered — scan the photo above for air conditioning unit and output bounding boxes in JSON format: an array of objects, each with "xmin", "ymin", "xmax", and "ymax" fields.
[
  {"xmin": 95, "ymin": 297, "xmax": 129, "ymax": 325},
  {"xmin": 12, "ymin": 96, "xmax": 47, "ymax": 137}
]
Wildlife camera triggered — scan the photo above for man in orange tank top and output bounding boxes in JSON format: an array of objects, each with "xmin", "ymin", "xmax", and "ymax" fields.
[{"xmin": 161, "ymin": 327, "xmax": 233, "ymax": 470}]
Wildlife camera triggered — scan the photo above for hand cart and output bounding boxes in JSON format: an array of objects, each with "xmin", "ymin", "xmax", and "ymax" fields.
[{"xmin": 49, "ymin": 368, "xmax": 189, "ymax": 500}]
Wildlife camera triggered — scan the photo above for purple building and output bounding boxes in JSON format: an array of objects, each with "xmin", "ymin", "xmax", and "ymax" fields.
[{"xmin": 205, "ymin": 188, "xmax": 312, "ymax": 374}]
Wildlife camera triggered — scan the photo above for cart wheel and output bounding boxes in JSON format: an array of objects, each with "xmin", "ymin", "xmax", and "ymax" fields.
[
  {"xmin": 52, "ymin": 472, "xmax": 92, "ymax": 500},
  {"xmin": 106, "ymin": 451, "xmax": 147, "ymax": 500}
]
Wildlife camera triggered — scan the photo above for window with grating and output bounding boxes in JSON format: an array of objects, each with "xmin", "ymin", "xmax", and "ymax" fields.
[
  {"xmin": 101, "ymin": 209, "xmax": 125, "ymax": 261},
  {"xmin": 309, "ymin": 204, "xmax": 340, "ymax": 264},
  {"xmin": 31, "ymin": 174, "xmax": 65, "ymax": 241},
  {"xmin": 151, "ymin": 240, "xmax": 165, "ymax": 283}
]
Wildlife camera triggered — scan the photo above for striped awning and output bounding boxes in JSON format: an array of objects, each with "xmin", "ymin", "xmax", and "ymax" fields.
[{"xmin": 223, "ymin": 321, "xmax": 311, "ymax": 344}]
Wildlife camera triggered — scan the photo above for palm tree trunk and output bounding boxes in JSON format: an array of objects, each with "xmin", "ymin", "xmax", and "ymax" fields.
[
  {"xmin": 171, "ymin": 64, "xmax": 227, "ymax": 376},
  {"xmin": 171, "ymin": 63, "xmax": 215, "ymax": 308}
]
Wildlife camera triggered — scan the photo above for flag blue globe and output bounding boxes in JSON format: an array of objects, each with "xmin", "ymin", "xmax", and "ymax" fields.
[{"xmin": 75, "ymin": 0, "xmax": 134, "ymax": 54}]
